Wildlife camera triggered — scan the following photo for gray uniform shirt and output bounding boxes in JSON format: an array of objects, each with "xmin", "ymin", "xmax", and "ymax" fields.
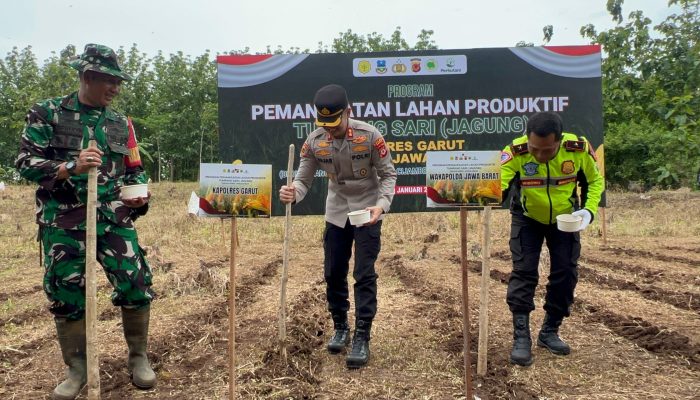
[{"xmin": 294, "ymin": 119, "xmax": 397, "ymax": 228}]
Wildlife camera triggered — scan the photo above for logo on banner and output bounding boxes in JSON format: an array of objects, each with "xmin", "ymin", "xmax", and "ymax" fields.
[
  {"xmin": 410, "ymin": 58, "xmax": 421, "ymax": 73},
  {"xmin": 376, "ymin": 59, "xmax": 387, "ymax": 74},
  {"xmin": 446, "ymin": 58, "xmax": 455, "ymax": 68},
  {"xmin": 426, "ymin": 59, "xmax": 437, "ymax": 70},
  {"xmin": 392, "ymin": 60, "xmax": 407, "ymax": 73},
  {"xmin": 358, "ymin": 60, "xmax": 371, "ymax": 74}
]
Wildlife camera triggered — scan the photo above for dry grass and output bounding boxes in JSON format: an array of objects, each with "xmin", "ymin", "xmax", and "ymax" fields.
[{"xmin": 1, "ymin": 183, "xmax": 699, "ymax": 399}]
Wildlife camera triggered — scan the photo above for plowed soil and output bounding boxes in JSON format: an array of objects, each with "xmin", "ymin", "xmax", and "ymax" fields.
[{"xmin": 1, "ymin": 184, "xmax": 698, "ymax": 399}]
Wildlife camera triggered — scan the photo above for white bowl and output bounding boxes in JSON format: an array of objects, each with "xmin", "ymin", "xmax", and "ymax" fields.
[
  {"xmin": 347, "ymin": 209, "xmax": 371, "ymax": 226},
  {"xmin": 556, "ymin": 214, "xmax": 582, "ymax": 232},
  {"xmin": 121, "ymin": 184, "xmax": 148, "ymax": 200}
]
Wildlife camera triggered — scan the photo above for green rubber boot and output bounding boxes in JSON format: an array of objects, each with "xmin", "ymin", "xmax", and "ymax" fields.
[
  {"xmin": 122, "ymin": 306, "xmax": 157, "ymax": 389},
  {"xmin": 53, "ymin": 318, "xmax": 86, "ymax": 400}
]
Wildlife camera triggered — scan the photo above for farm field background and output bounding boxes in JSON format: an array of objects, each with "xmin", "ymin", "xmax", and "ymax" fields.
[{"xmin": 1, "ymin": 183, "xmax": 698, "ymax": 399}]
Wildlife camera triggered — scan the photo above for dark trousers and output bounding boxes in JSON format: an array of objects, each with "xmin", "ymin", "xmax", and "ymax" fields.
[
  {"xmin": 323, "ymin": 220, "xmax": 382, "ymax": 322},
  {"xmin": 506, "ymin": 213, "xmax": 580, "ymax": 319}
]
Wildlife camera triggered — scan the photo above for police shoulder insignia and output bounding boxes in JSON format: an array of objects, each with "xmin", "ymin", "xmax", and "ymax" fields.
[
  {"xmin": 511, "ymin": 143, "xmax": 529, "ymax": 155},
  {"xmin": 353, "ymin": 135, "xmax": 368, "ymax": 144},
  {"xmin": 315, "ymin": 149, "xmax": 331, "ymax": 157},
  {"xmin": 564, "ymin": 140, "xmax": 585, "ymax": 152},
  {"xmin": 300, "ymin": 143, "xmax": 311, "ymax": 158},
  {"xmin": 561, "ymin": 160, "xmax": 575, "ymax": 174},
  {"xmin": 373, "ymin": 137, "xmax": 386, "ymax": 149},
  {"xmin": 501, "ymin": 151, "xmax": 513, "ymax": 165},
  {"xmin": 317, "ymin": 140, "xmax": 331, "ymax": 148}
]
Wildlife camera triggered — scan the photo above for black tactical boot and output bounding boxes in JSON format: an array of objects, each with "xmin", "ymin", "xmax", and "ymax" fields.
[
  {"xmin": 510, "ymin": 313, "xmax": 533, "ymax": 366},
  {"xmin": 122, "ymin": 306, "xmax": 157, "ymax": 389},
  {"xmin": 327, "ymin": 313, "xmax": 351, "ymax": 354},
  {"xmin": 537, "ymin": 313, "xmax": 571, "ymax": 355},
  {"xmin": 53, "ymin": 318, "xmax": 87, "ymax": 400},
  {"xmin": 346, "ymin": 320, "xmax": 371, "ymax": 369}
]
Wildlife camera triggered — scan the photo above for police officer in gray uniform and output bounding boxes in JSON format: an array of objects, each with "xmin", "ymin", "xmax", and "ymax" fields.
[{"xmin": 279, "ymin": 84, "xmax": 397, "ymax": 368}]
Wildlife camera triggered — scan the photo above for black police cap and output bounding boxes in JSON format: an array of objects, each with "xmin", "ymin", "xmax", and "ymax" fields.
[{"xmin": 313, "ymin": 84, "xmax": 349, "ymax": 127}]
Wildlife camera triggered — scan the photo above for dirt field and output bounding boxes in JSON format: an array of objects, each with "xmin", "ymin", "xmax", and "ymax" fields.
[{"xmin": 1, "ymin": 183, "xmax": 698, "ymax": 399}]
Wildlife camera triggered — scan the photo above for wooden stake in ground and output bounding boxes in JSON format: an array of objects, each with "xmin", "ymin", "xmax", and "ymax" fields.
[
  {"xmin": 229, "ymin": 217, "xmax": 237, "ymax": 400},
  {"xmin": 477, "ymin": 206, "xmax": 492, "ymax": 376},
  {"xmin": 600, "ymin": 207, "xmax": 607, "ymax": 245},
  {"xmin": 278, "ymin": 144, "xmax": 294, "ymax": 361},
  {"xmin": 85, "ymin": 139, "xmax": 100, "ymax": 399},
  {"xmin": 459, "ymin": 207, "xmax": 473, "ymax": 399}
]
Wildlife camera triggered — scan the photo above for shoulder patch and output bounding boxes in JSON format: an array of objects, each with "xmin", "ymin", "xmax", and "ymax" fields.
[
  {"xmin": 511, "ymin": 143, "xmax": 529, "ymax": 155},
  {"xmin": 300, "ymin": 142, "xmax": 311, "ymax": 158},
  {"xmin": 500, "ymin": 151, "xmax": 513, "ymax": 164},
  {"xmin": 564, "ymin": 140, "xmax": 585, "ymax": 152}
]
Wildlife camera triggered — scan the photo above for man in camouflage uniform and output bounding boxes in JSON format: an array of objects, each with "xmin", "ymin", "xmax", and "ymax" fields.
[
  {"xmin": 279, "ymin": 84, "xmax": 397, "ymax": 369},
  {"xmin": 15, "ymin": 44, "xmax": 156, "ymax": 399}
]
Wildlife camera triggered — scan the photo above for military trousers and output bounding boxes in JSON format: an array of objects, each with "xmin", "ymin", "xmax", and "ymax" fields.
[
  {"xmin": 506, "ymin": 213, "xmax": 580, "ymax": 319},
  {"xmin": 40, "ymin": 222, "xmax": 154, "ymax": 321},
  {"xmin": 323, "ymin": 220, "xmax": 382, "ymax": 323}
]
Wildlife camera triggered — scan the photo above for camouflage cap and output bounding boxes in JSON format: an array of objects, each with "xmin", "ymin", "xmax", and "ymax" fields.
[{"xmin": 68, "ymin": 43, "xmax": 132, "ymax": 81}]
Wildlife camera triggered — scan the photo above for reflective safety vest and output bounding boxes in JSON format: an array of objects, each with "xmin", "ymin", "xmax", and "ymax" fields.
[{"xmin": 500, "ymin": 133, "xmax": 604, "ymax": 225}]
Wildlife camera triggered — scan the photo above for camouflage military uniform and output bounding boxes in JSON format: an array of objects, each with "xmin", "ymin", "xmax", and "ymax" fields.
[{"xmin": 16, "ymin": 91, "xmax": 153, "ymax": 321}]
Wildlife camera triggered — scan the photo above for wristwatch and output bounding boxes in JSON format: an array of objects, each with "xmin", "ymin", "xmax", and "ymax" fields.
[{"xmin": 65, "ymin": 160, "xmax": 78, "ymax": 176}]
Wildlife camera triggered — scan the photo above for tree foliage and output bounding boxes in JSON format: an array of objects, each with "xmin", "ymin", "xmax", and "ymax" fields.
[{"xmin": 581, "ymin": 0, "xmax": 699, "ymax": 188}]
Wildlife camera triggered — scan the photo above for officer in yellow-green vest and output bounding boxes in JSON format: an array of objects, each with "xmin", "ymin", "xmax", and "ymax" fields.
[{"xmin": 500, "ymin": 111, "xmax": 603, "ymax": 366}]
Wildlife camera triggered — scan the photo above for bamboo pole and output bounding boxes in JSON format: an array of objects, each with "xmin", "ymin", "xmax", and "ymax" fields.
[
  {"xmin": 477, "ymin": 206, "xmax": 492, "ymax": 376},
  {"xmin": 459, "ymin": 208, "xmax": 473, "ymax": 399},
  {"xmin": 229, "ymin": 217, "xmax": 237, "ymax": 399},
  {"xmin": 85, "ymin": 139, "xmax": 100, "ymax": 399},
  {"xmin": 600, "ymin": 207, "xmax": 607, "ymax": 245},
  {"xmin": 278, "ymin": 144, "xmax": 294, "ymax": 361}
]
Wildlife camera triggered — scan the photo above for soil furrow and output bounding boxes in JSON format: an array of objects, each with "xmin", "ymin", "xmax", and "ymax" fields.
[
  {"xmin": 574, "ymin": 302, "xmax": 700, "ymax": 371},
  {"xmin": 578, "ymin": 265, "xmax": 699, "ymax": 313},
  {"xmin": 239, "ymin": 281, "xmax": 328, "ymax": 398},
  {"xmin": 0, "ymin": 285, "xmax": 42, "ymax": 302},
  {"xmin": 491, "ymin": 250, "xmax": 699, "ymax": 313},
  {"xmin": 3, "ymin": 256, "xmax": 283, "ymax": 398},
  {"xmin": 461, "ymin": 254, "xmax": 700, "ymax": 372},
  {"xmin": 600, "ymin": 246, "xmax": 700, "ymax": 267},
  {"xmin": 384, "ymin": 254, "xmax": 540, "ymax": 400}
]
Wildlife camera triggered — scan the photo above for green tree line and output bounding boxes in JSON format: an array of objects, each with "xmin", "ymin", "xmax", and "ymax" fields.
[{"xmin": 1, "ymin": 0, "xmax": 697, "ymax": 188}]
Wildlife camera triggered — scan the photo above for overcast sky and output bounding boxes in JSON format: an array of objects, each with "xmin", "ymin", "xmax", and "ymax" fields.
[{"xmin": 1, "ymin": 0, "xmax": 679, "ymax": 61}]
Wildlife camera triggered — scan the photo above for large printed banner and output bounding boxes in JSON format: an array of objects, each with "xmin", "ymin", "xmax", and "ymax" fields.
[{"xmin": 217, "ymin": 46, "xmax": 603, "ymax": 216}]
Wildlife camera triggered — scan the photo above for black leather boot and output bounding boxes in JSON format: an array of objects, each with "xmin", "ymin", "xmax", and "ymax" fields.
[
  {"xmin": 537, "ymin": 313, "xmax": 571, "ymax": 355},
  {"xmin": 346, "ymin": 320, "xmax": 371, "ymax": 369},
  {"xmin": 510, "ymin": 313, "xmax": 533, "ymax": 366},
  {"xmin": 327, "ymin": 313, "xmax": 350, "ymax": 354}
]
